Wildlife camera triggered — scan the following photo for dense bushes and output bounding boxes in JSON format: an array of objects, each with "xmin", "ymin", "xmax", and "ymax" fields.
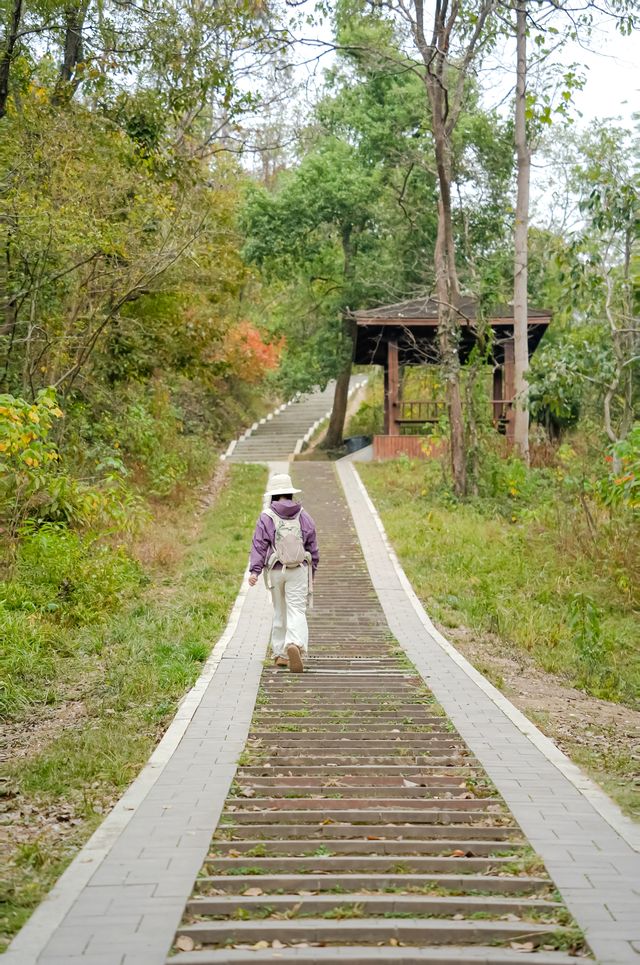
[{"xmin": 359, "ymin": 426, "xmax": 639, "ymax": 706}]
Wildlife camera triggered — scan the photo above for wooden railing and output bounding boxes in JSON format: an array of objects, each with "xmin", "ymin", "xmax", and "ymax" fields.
[
  {"xmin": 397, "ymin": 400, "xmax": 447, "ymax": 424},
  {"xmin": 393, "ymin": 398, "xmax": 513, "ymax": 436}
]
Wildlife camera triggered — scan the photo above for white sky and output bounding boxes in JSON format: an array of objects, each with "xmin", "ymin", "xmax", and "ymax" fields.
[{"xmin": 563, "ymin": 26, "xmax": 639, "ymax": 125}]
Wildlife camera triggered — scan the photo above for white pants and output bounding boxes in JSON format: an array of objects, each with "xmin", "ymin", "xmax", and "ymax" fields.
[{"xmin": 269, "ymin": 565, "xmax": 309, "ymax": 656}]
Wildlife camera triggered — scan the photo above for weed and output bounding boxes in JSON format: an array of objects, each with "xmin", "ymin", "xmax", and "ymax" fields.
[{"xmin": 322, "ymin": 903, "xmax": 365, "ymax": 919}]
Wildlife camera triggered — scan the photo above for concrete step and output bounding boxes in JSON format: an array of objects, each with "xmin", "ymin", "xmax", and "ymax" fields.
[
  {"xmin": 186, "ymin": 892, "xmax": 561, "ymax": 917},
  {"xmin": 169, "ymin": 947, "xmax": 581, "ymax": 965},
  {"xmin": 209, "ymin": 839, "xmax": 524, "ymax": 856},
  {"xmin": 193, "ymin": 873, "xmax": 555, "ymax": 896},
  {"xmin": 175, "ymin": 917, "xmax": 573, "ymax": 948}
]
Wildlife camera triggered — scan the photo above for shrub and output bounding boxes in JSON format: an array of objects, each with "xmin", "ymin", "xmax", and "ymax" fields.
[
  {"xmin": 0, "ymin": 607, "xmax": 59, "ymax": 716},
  {"xmin": 596, "ymin": 424, "xmax": 640, "ymax": 513},
  {"xmin": 348, "ymin": 400, "xmax": 384, "ymax": 437},
  {"xmin": 568, "ymin": 592, "xmax": 620, "ymax": 699},
  {"xmin": 3, "ymin": 524, "xmax": 144, "ymax": 627},
  {"xmin": 97, "ymin": 382, "xmax": 213, "ymax": 498},
  {"xmin": 0, "ymin": 389, "xmax": 64, "ymax": 534}
]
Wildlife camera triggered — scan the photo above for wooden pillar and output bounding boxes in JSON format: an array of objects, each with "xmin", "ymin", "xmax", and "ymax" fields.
[
  {"xmin": 383, "ymin": 364, "xmax": 390, "ymax": 434},
  {"xmin": 388, "ymin": 338, "xmax": 400, "ymax": 435},
  {"xmin": 492, "ymin": 364, "xmax": 504, "ymax": 426},
  {"xmin": 503, "ymin": 338, "xmax": 516, "ymax": 442}
]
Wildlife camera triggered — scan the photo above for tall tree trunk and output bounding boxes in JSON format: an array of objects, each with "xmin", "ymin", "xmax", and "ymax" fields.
[
  {"xmin": 428, "ymin": 77, "xmax": 466, "ymax": 497},
  {"xmin": 52, "ymin": 2, "xmax": 89, "ymax": 105},
  {"xmin": 0, "ymin": 0, "xmax": 23, "ymax": 118},
  {"xmin": 324, "ymin": 353, "xmax": 353, "ymax": 449},
  {"xmin": 323, "ymin": 224, "xmax": 357, "ymax": 450},
  {"xmin": 513, "ymin": 0, "xmax": 530, "ymax": 462}
]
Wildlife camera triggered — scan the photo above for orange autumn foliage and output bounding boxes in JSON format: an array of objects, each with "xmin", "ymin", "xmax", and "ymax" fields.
[{"xmin": 224, "ymin": 322, "xmax": 283, "ymax": 383}]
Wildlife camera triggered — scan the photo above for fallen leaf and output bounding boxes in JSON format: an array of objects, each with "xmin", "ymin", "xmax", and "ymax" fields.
[
  {"xmin": 402, "ymin": 779, "xmax": 419, "ymax": 788},
  {"xmin": 451, "ymin": 849, "xmax": 466, "ymax": 858},
  {"xmin": 510, "ymin": 942, "xmax": 535, "ymax": 952},
  {"xmin": 176, "ymin": 935, "xmax": 195, "ymax": 952},
  {"xmin": 238, "ymin": 786, "xmax": 256, "ymax": 798},
  {"xmin": 252, "ymin": 940, "xmax": 270, "ymax": 950},
  {"xmin": 272, "ymin": 939, "xmax": 286, "ymax": 948},
  {"xmin": 242, "ymin": 887, "xmax": 263, "ymax": 897}
]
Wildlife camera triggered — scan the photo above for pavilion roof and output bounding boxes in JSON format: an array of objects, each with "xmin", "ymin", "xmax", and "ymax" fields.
[
  {"xmin": 352, "ymin": 296, "xmax": 551, "ymax": 366},
  {"xmin": 354, "ymin": 296, "xmax": 552, "ymax": 324}
]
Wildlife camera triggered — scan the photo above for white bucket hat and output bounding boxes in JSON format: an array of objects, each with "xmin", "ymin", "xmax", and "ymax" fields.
[{"xmin": 265, "ymin": 473, "xmax": 301, "ymax": 498}]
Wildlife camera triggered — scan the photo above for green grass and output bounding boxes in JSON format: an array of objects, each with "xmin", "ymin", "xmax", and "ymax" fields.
[
  {"xmin": 0, "ymin": 463, "xmax": 266, "ymax": 951},
  {"xmin": 359, "ymin": 459, "xmax": 639, "ymax": 704},
  {"xmin": 358, "ymin": 458, "xmax": 640, "ymax": 818}
]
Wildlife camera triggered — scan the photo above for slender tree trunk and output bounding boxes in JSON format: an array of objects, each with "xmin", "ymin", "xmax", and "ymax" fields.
[
  {"xmin": 428, "ymin": 78, "xmax": 466, "ymax": 497},
  {"xmin": 52, "ymin": 2, "xmax": 89, "ymax": 105},
  {"xmin": 324, "ymin": 355, "xmax": 353, "ymax": 449},
  {"xmin": 323, "ymin": 224, "xmax": 357, "ymax": 450},
  {"xmin": 513, "ymin": 0, "xmax": 530, "ymax": 462},
  {"xmin": 0, "ymin": 0, "xmax": 23, "ymax": 118},
  {"xmin": 434, "ymin": 198, "xmax": 466, "ymax": 496}
]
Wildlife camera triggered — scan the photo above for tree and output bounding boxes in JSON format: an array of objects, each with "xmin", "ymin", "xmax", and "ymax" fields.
[
  {"xmin": 513, "ymin": 0, "xmax": 530, "ymax": 461},
  {"xmin": 243, "ymin": 138, "xmax": 384, "ymax": 446},
  {"xmin": 530, "ymin": 123, "xmax": 639, "ymax": 460},
  {"xmin": 0, "ymin": 0, "xmax": 22, "ymax": 118},
  {"xmin": 364, "ymin": 0, "xmax": 499, "ymax": 495}
]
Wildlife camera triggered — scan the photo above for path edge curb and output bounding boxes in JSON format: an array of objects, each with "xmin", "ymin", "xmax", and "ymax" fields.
[
  {"xmin": 340, "ymin": 460, "xmax": 640, "ymax": 854},
  {"xmin": 5, "ymin": 565, "xmax": 255, "ymax": 963}
]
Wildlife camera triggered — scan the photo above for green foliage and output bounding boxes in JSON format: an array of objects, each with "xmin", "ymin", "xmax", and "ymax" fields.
[
  {"xmin": 568, "ymin": 593, "xmax": 617, "ymax": 695},
  {"xmin": 597, "ymin": 424, "xmax": 640, "ymax": 512},
  {"xmin": 5, "ymin": 523, "xmax": 143, "ymax": 623},
  {"xmin": 0, "ymin": 388, "xmax": 147, "ymax": 534},
  {"xmin": 360, "ymin": 455, "xmax": 639, "ymax": 707},
  {"xmin": 348, "ymin": 399, "xmax": 384, "ymax": 437}
]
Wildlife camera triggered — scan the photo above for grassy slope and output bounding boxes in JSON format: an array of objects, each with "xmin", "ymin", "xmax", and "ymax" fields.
[
  {"xmin": 358, "ymin": 459, "xmax": 639, "ymax": 817},
  {"xmin": 0, "ymin": 463, "xmax": 266, "ymax": 950}
]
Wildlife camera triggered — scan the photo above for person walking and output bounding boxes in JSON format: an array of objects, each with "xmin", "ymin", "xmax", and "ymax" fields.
[{"xmin": 248, "ymin": 473, "xmax": 319, "ymax": 673}]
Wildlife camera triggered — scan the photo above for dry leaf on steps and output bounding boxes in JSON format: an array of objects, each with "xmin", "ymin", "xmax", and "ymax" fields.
[
  {"xmin": 242, "ymin": 887, "xmax": 263, "ymax": 897},
  {"xmin": 175, "ymin": 936, "xmax": 195, "ymax": 952},
  {"xmin": 238, "ymin": 787, "xmax": 256, "ymax": 798},
  {"xmin": 252, "ymin": 940, "xmax": 270, "ymax": 950}
]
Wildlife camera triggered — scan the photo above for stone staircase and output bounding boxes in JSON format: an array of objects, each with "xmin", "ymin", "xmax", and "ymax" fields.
[
  {"xmin": 166, "ymin": 463, "xmax": 587, "ymax": 964},
  {"xmin": 226, "ymin": 378, "xmax": 366, "ymax": 463},
  {"xmin": 226, "ymin": 385, "xmax": 334, "ymax": 462}
]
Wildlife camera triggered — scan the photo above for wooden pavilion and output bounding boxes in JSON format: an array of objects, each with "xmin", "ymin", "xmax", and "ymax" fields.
[{"xmin": 352, "ymin": 297, "xmax": 551, "ymax": 459}]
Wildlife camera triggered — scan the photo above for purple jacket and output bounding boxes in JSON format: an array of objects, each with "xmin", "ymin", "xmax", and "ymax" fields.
[{"xmin": 250, "ymin": 499, "xmax": 319, "ymax": 576}]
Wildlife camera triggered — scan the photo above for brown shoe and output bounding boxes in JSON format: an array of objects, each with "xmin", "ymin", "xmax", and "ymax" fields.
[
  {"xmin": 274, "ymin": 656, "xmax": 288, "ymax": 668},
  {"xmin": 286, "ymin": 644, "xmax": 304, "ymax": 673}
]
